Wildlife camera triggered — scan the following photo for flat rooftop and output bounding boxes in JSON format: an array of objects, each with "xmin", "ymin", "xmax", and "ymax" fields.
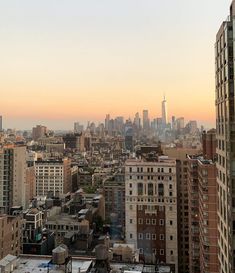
[{"xmin": 15, "ymin": 256, "xmax": 92, "ymax": 273}]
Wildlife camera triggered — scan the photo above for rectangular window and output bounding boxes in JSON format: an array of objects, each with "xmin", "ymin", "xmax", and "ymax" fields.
[
  {"xmin": 159, "ymin": 219, "xmax": 164, "ymax": 226},
  {"xmin": 152, "ymin": 219, "xmax": 156, "ymax": 225},
  {"xmin": 146, "ymin": 233, "xmax": 150, "ymax": 240},
  {"xmin": 160, "ymin": 234, "xmax": 164, "ymax": 240},
  {"xmin": 146, "ymin": 219, "xmax": 150, "ymax": 225},
  {"xmin": 160, "ymin": 249, "xmax": 164, "ymax": 255},
  {"xmin": 138, "ymin": 218, "xmax": 143, "ymax": 224},
  {"xmin": 152, "ymin": 234, "xmax": 156, "ymax": 240},
  {"xmin": 138, "ymin": 233, "xmax": 143, "ymax": 239}
]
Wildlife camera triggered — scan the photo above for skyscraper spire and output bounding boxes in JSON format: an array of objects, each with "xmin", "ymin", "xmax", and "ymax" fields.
[{"xmin": 162, "ymin": 95, "xmax": 168, "ymax": 126}]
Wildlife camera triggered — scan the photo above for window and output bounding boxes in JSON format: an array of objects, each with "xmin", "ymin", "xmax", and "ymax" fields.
[
  {"xmin": 170, "ymin": 220, "xmax": 173, "ymax": 225},
  {"xmin": 169, "ymin": 168, "xmax": 172, "ymax": 173},
  {"xmin": 139, "ymin": 248, "xmax": 143, "ymax": 254},
  {"xmin": 129, "ymin": 190, "xmax": 132, "ymax": 195},
  {"xmin": 129, "ymin": 183, "xmax": 132, "ymax": 188},
  {"xmin": 158, "ymin": 183, "xmax": 164, "ymax": 196},
  {"xmin": 159, "ymin": 219, "xmax": 164, "ymax": 226},
  {"xmin": 129, "ymin": 167, "xmax": 132, "ymax": 173},
  {"xmin": 160, "ymin": 249, "xmax": 164, "ymax": 255},
  {"xmin": 170, "ymin": 235, "xmax": 173, "ymax": 240},
  {"xmin": 138, "ymin": 183, "xmax": 143, "ymax": 195},
  {"xmin": 160, "ymin": 234, "xmax": 164, "ymax": 240},
  {"xmin": 169, "ymin": 184, "xmax": 172, "ymax": 190},
  {"xmin": 152, "ymin": 234, "xmax": 156, "ymax": 240},
  {"xmin": 152, "ymin": 219, "xmax": 156, "ymax": 225},
  {"xmin": 138, "ymin": 233, "xmax": 143, "ymax": 239},
  {"xmin": 147, "ymin": 183, "xmax": 153, "ymax": 195},
  {"xmin": 138, "ymin": 218, "xmax": 143, "ymax": 224},
  {"xmin": 129, "ymin": 205, "xmax": 133, "ymax": 210},
  {"xmin": 170, "ymin": 250, "xmax": 174, "ymax": 255},
  {"xmin": 130, "ymin": 233, "xmax": 133, "ymax": 239},
  {"xmin": 130, "ymin": 219, "xmax": 133, "ymax": 224},
  {"xmin": 146, "ymin": 219, "xmax": 150, "ymax": 225},
  {"xmin": 146, "ymin": 233, "xmax": 150, "ymax": 240}
]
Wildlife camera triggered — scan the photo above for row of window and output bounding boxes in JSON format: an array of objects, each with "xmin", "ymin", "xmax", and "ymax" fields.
[
  {"xmin": 129, "ymin": 176, "xmax": 173, "ymax": 181},
  {"xmin": 138, "ymin": 233, "xmax": 174, "ymax": 241},
  {"xmin": 129, "ymin": 167, "xmax": 172, "ymax": 173},
  {"xmin": 139, "ymin": 248, "xmax": 171, "ymax": 256}
]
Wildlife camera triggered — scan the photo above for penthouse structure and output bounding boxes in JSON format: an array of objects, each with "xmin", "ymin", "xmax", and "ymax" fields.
[{"xmin": 125, "ymin": 155, "xmax": 178, "ymax": 271}]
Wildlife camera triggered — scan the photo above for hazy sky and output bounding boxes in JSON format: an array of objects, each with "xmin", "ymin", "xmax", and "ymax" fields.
[{"xmin": 0, "ymin": 0, "xmax": 232, "ymax": 129}]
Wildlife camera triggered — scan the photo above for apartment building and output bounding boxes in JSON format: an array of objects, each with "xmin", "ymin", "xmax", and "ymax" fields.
[
  {"xmin": 125, "ymin": 155, "xmax": 178, "ymax": 272},
  {"xmin": 103, "ymin": 173, "xmax": 125, "ymax": 227},
  {"xmin": 187, "ymin": 155, "xmax": 218, "ymax": 273},
  {"xmin": 0, "ymin": 145, "xmax": 27, "ymax": 213},
  {"xmin": 35, "ymin": 158, "xmax": 71, "ymax": 196},
  {"xmin": 163, "ymin": 147, "xmax": 200, "ymax": 273},
  {"xmin": 215, "ymin": 1, "xmax": 235, "ymax": 272},
  {"xmin": 0, "ymin": 215, "xmax": 21, "ymax": 259}
]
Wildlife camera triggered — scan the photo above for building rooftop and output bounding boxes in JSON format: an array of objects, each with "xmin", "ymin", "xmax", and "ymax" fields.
[{"xmin": 13, "ymin": 256, "xmax": 92, "ymax": 273}]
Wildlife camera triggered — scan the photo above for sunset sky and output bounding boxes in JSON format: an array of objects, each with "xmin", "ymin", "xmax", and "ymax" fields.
[{"xmin": 0, "ymin": 0, "xmax": 232, "ymax": 129}]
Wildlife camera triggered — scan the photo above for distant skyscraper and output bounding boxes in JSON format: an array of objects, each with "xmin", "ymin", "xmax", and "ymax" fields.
[
  {"xmin": 105, "ymin": 114, "xmax": 110, "ymax": 131},
  {"xmin": 162, "ymin": 96, "xmax": 168, "ymax": 126},
  {"xmin": 124, "ymin": 124, "xmax": 133, "ymax": 152},
  {"xmin": 142, "ymin": 110, "xmax": 150, "ymax": 131},
  {"xmin": 215, "ymin": 2, "xmax": 235, "ymax": 272},
  {"xmin": 134, "ymin": 112, "xmax": 141, "ymax": 129},
  {"xmin": 0, "ymin": 116, "xmax": 2, "ymax": 131},
  {"xmin": 74, "ymin": 122, "xmax": 84, "ymax": 133}
]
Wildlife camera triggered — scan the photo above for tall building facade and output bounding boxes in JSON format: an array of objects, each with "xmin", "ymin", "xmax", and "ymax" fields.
[
  {"xmin": 163, "ymin": 147, "xmax": 200, "ymax": 273},
  {"xmin": 215, "ymin": 2, "xmax": 235, "ymax": 272},
  {"xmin": 125, "ymin": 156, "xmax": 178, "ymax": 271},
  {"xmin": 0, "ymin": 215, "xmax": 21, "ymax": 258},
  {"xmin": 187, "ymin": 155, "xmax": 218, "ymax": 273},
  {"xmin": 0, "ymin": 145, "xmax": 27, "ymax": 213}
]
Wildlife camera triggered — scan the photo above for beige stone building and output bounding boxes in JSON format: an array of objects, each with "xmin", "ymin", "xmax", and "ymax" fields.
[{"xmin": 125, "ymin": 156, "xmax": 178, "ymax": 271}]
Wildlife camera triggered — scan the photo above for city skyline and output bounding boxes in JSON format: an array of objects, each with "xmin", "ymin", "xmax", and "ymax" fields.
[{"xmin": 1, "ymin": 0, "xmax": 231, "ymax": 129}]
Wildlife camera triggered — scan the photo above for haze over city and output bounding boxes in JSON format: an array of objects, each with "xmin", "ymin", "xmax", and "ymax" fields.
[{"xmin": 0, "ymin": 0, "xmax": 232, "ymax": 129}]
